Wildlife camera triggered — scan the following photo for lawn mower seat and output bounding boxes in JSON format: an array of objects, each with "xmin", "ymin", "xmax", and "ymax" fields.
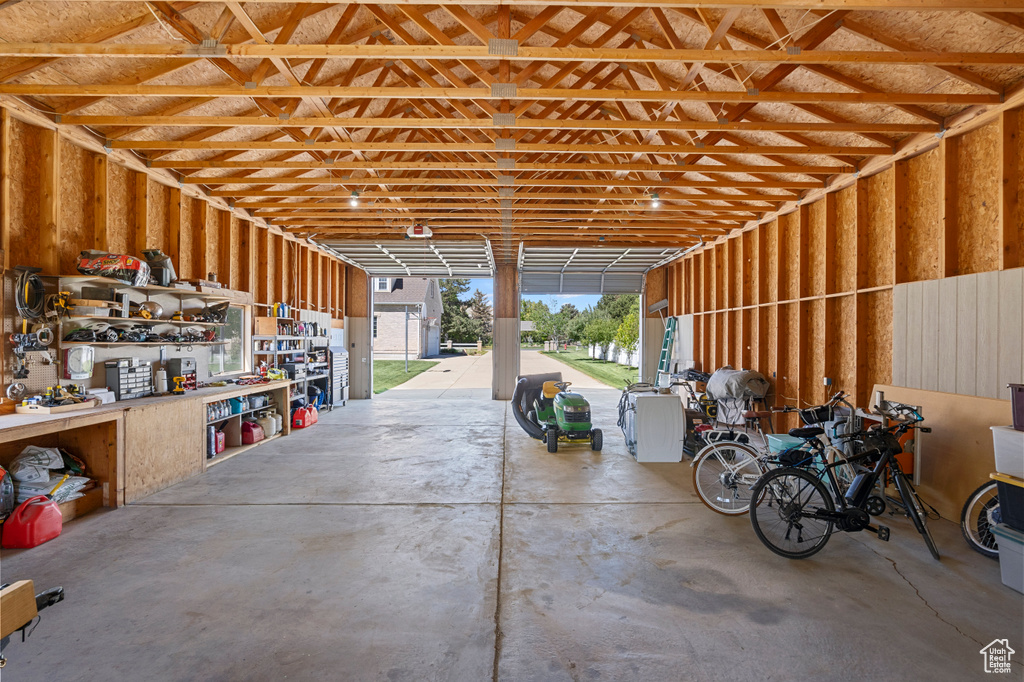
[
  {"xmin": 511, "ymin": 372, "xmax": 562, "ymax": 440},
  {"xmin": 542, "ymin": 381, "xmax": 561, "ymax": 399}
]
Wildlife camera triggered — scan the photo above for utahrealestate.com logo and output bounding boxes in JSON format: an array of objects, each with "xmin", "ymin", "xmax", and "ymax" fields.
[{"xmin": 980, "ymin": 639, "xmax": 1015, "ymax": 674}]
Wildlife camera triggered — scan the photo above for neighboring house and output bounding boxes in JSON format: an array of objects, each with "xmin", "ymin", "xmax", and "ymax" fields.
[{"xmin": 372, "ymin": 277, "xmax": 443, "ymax": 359}]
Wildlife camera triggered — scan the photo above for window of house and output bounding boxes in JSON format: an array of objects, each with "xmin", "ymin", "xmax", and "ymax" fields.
[
  {"xmin": 375, "ymin": 278, "xmax": 389, "ymax": 292},
  {"xmin": 209, "ymin": 305, "xmax": 251, "ymax": 376},
  {"xmin": 373, "ymin": 315, "xmax": 378, "ymax": 338}
]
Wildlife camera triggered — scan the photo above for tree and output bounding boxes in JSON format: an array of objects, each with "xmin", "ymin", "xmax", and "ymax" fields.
[
  {"xmin": 521, "ymin": 298, "xmax": 552, "ymax": 342},
  {"xmin": 467, "ymin": 289, "xmax": 493, "ymax": 343},
  {"xmin": 595, "ymin": 294, "xmax": 637, "ymax": 323},
  {"xmin": 614, "ymin": 307, "xmax": 641, "ymax": 366},
  {"xmin": 439, "ymin": 279, "xmax": 478, "ymax": 343},
  {"xmin": 583, "ymin": 315, "xmax": 618, "ymax": 355}
]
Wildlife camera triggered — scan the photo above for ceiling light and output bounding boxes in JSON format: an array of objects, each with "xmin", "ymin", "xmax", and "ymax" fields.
[
  {"xmin": 650, "ymin": 193, "xmax": 660, "ymax": 208},
  {"xmin": 349, "ymin": 191, "xmax": 359, "ymax": 207}
]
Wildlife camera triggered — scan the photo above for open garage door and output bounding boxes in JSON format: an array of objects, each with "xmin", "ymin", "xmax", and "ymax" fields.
[
  {"xmin": 519, "ymin": 247, "xmax": 682, "ymax": 295},
  {"xmin": 323, "ymin": 240, "xmax": 494, "ymax": 277}
]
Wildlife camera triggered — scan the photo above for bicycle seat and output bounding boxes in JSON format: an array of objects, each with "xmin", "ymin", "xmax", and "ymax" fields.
[
  {"xmin": 789, "ymin": 426, "xmax": 824, "ymax": 440},
  {"xmin": 743, "ymin": 410, "xmax": 772, "ymax": 420}
]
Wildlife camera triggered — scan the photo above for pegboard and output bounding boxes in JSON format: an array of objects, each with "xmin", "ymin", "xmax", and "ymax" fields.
[{"xmin": 3, "ymin": 271, "xmax": 61, "ymax": 400}]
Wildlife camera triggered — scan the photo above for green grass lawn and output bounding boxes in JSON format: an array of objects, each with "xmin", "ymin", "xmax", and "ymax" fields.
[
  {"xmin": 373, "ymin": 359, "xmax": 440, "ymax": 394},
  {"xmin": 540, "ymin": 349, "xmax": 639, "ymax": 389}
]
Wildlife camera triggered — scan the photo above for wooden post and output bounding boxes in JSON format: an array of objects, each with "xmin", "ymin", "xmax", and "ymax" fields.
[
  {"xmin": 167, "ymin": 186, "xmax": 181, "ymax": 273},
  {"xmin": 195, "ymin": 201, "xmax": 208, "ymax": 278},
  {"xmin": 133, "ymin": 172, "xmax": 148, "ymax": 253},
  {"xmin": 1000, "ymin": 110, "xmax": 1021, "ymax": 270},
  {"xmin": 257, "ymin": 226, "xmax": 270, "ymax": 304},
  {"xmin": 93, "ymin": 155, "xmax": 108, "ymax": 251},
  {"xmin": 241, "ymin": 221, "xmax": 255, "ymax": 295},
  {"xmin": 1, "ymin": 108, "xmax": 11, "ymax": 272},
  {"xmin": 273, "ymin": 233, "xmax": 284, "ymax": 304},
  {"xmin": 855, "ymin": 178, "xmax": 870, "ymax": 290},
  {"xmin": 894, "ymin": 158, "xmax": 910, "ymax": 283},
  {"xmin": 218, "ymin": 210, "xmax": 232, "ymax": 288},
  {"xmin": 39, "ymin": 128, "xmax": 60, "ymax": 275},
  {"xmin": 823, "ymin": 192, "xmax": 837, "ymax": 295}
]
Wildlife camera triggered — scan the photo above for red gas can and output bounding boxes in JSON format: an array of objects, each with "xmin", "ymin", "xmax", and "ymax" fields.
[
  {"xmin": 2, "ymin": 495, "xmax": 62, "ymax": 549},
  {"xmin": 241, "ymin": 420, "xmax": 265, "ymax": 444},
  {"xmin": 292, "ymin": 407, "xmax": 306, "ymax": 429},
  {"xmin": 308, "ymin": 406, "xmax": 319, "ymax": 425}
]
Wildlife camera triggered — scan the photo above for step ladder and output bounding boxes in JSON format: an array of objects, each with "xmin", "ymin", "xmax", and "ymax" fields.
[{"xmin": 657, "ymin": 316, "xmax": 677, "ymax": 375}]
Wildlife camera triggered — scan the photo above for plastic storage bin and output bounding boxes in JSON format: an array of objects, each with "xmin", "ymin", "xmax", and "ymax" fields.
[
  {"xmin": 1010, "ymin": 384, "xmax": 1024, "ymax": 432},
  {"xmin": 993, "ymin": 473, "xmax": 1024, "ymax": 533},
  {"xmin": 991, "ymin": 524, "xmax": 1024, "ymax": 594},
  {"xmin": 767, "ymin": 434, "xmax": 808, "ymax": 453},
  {"xmin": 991, "ymin": 426, "xmax": 1024, "ymax": 479}
]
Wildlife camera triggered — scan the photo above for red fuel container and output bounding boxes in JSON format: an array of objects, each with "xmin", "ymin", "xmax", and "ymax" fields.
[
  {"xmin": 2, "ymin": 495, "xmax": 63, "ymax": 549},
  {"xmin": 241, "ymin": 420, "xmax": 265, "ymax": 444}
]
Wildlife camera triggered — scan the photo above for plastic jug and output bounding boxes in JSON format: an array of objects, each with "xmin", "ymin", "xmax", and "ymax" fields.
[
  {"xmin": 2, "ymin": 495, "xmax": 63, "ymax": 549},
  {"xmin": 257, "ymin": 411, "xmax": 277, "ymax": 437},
  {"xmin": 292, "ymin": 407, "xmax": 307, "ymax": 429},
  {"xmin": 241, "ymin": 420, "xmax": 265, "ymax": 444}
]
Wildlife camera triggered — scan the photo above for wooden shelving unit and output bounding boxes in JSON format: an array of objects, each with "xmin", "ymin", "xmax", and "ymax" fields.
[{"xmin": 206, "ymin": 432, "xmax": 284, "ymax": 468}]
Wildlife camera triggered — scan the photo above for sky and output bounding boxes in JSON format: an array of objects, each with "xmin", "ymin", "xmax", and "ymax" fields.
[{"xmin": 466, "ymin": 279, "xmax": 602, "ymax": 311}]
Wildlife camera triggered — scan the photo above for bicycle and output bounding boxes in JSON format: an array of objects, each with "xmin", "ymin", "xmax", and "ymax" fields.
[
  {"xmin": 690, "ymin": 392, "xmax": 856, "ymax": 515},
  {"xmin": 748, "ymin": 399, "xmax": 938, "ymax": 560},
  {"xmin": 961, "ymin": 480, "xmax": 1000, "ymax": 559}
]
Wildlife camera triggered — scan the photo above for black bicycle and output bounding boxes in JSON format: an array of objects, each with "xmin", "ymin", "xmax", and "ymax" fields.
[{"xmin": 748, "ymin": 400, "xmax": 938, "ymax": 560}]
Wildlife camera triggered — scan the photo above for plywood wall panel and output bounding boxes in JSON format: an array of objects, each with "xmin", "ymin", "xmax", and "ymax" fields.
[
  {"xmin": 8, "ymin": 119, "xmax": 41, "ymax": 268},
  {"xmin": 57, "ymin": 139, "xmax": 92, "ymax": 275},
  {"xmin": 957, "ymin": 123, "xmax": 1002, "ymax": 275},
  {"xmin": 729, "ymin": 237, "xmax": 741, "ymax": 308},
  {"xmin": 834, "ymin": 185, "xmax": 857, "ymax": 293},
  {"xmin": 803, "ymin": 299, "xmax": 826, "ymax": 406},
  {"xmin": 146, "ymin": 180, "xmax": 169, "ymax": 252},
  {"xmin": 892, "ymin": 284, "xmax": 907, "ymax": 389},
  {"xmin": 741, "ymin": 230, "xmax": 755, "ymax": 306},
  {"xmin": 866, "ymin": 168, "xmax": 895, "ymax": 288},
  {"xmin": 865, "ymin": 290, "xmax": 893, "ymax": 399},
  {"xmin": 807, "ymin": 199, "xmax": 826, "ymax": 297},
  {"xmin": 900, "ymin": 148, "xmax": 942, "ymax": 282},
  {"xmin": 106, "ymin": 162, "xmax": 132, "ymax": 255},
  {"xmin": 760, "ymin": 305, "xmax": 777, "ymax": 403},
  {"xmin": 832, "ymin": 296, "xmax": 858, "ymax": 398},
  {"xmin": 742, "ymin": 306, "xmax": 756, "ymax": 370}
]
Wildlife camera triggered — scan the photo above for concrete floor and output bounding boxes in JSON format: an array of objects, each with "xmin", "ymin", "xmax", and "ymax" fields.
[{"xmin": 3, "ymin": 354, "xmax": 1022, "ymax": 680}]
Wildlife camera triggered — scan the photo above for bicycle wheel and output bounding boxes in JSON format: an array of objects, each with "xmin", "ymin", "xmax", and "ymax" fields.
[
  {"xmin": 960, "ymin": 481, "xmax": 999, "ymax": 559},
  {"xmin": 692, "ymin": 442, "xmax": 765, "ymax": 515},
  {"xmin": 893, "ymin": 471, "xmax": 940, "ymax": 561},
  {"xmin": 749, "ymin": 467, "xmax": 835, "ymax": 559}
]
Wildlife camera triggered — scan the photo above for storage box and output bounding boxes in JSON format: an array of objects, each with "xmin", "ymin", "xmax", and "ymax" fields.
[
  {"xmin": 991, "ymin": 426, "xmax": 1024, "ymax": 479},
  {"xmin": 991, "ymin": 524, "xmax": 1024, "ymax": 594},
  {"xmin": 766, "ymin": 434, "xmax": 807, "ymax": 453},
  {"xmin": 1010, "ymin": 384, "xmax": 1024, "ymax": 432},
  {"xmin": 993, "ymin": 473, "xmax": 1024, "ymax": 533}
]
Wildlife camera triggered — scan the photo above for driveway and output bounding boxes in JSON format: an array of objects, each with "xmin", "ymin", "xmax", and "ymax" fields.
[{"xmin": 379, "ymin": 349, "xmax": 605, "ymax": 400}]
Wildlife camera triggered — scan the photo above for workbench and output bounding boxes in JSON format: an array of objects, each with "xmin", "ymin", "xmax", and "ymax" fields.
[{"xmin": 0, "ymin": 380, "xmax": 295, "ymax": 515}]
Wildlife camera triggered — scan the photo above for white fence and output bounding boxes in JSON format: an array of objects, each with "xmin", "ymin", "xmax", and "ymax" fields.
[{"xmin": 587, "ymin": 342, "xmax": 636, "ymax": 367}]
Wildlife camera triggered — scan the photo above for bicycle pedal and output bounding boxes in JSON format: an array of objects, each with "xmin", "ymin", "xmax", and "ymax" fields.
[{"xmin": 876, "ymin": 525, "xmax": 890, "ymax": 542}]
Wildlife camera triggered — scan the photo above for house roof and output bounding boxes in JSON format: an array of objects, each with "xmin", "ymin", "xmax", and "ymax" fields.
[{"xmin": 374, "ymin": 278, "xmax": 437, "ymax": 306}]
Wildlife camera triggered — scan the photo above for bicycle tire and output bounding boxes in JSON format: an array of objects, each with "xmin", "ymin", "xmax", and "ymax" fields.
[
  {"xmin": 960, "ymin": 481, "xmax": 999, "ymax": 559},
  {"xmin": 750, "ymin": 467, "xmax": 835, "ymax": 559},
  {"xmin": 894, "ymin": 471, "xmax": 940, "ymax": 561},
  {"xmin": 691, "ymin": 442, "xmax": 765, "ymax": 515}
]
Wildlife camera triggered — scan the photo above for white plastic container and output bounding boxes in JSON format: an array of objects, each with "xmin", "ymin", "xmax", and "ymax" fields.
[
  {"xmin": 991, "ymin": 426, "xmax": 1024, "ymax": 479},
  {"xmin": 257, "ymin": 411, "xmax": 277, "ymax": 437},
  {"xmin": 991, "ymin": 524, "xmax": 1024, "ymax": 594}
]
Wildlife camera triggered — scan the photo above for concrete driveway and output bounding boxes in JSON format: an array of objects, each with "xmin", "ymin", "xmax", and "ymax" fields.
[{"xmin": 380, "ymin": 348, "xmax": 605, "ymax": 399}]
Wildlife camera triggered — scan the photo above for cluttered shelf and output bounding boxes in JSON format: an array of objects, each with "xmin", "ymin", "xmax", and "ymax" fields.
[
  {"xmin": 48, "ymin": 275, "xmax": 231, "ymax": 301},
  {"xmin": 205, "ymin": 432, "xmax": 284, "ymax": 469}
]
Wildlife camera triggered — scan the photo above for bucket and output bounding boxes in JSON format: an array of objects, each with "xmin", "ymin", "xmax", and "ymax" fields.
[{"xmin": 1, "ymin": 495, "xmax": 62, "ymax": 549}]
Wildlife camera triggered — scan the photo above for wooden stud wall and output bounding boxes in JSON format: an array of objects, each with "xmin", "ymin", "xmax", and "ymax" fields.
[
  {"xmin": 661, "ymin": 108, "xmax": 1024, "ymax": 418},
  {"xmin": 0, "ymin": 115, "xmax": 354, "ymax": 318}
]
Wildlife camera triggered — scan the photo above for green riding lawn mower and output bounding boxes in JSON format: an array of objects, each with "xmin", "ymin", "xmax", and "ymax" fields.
[{"xmin": 511, "ymin": 373, "xmax": 603, "ymax": 453}]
